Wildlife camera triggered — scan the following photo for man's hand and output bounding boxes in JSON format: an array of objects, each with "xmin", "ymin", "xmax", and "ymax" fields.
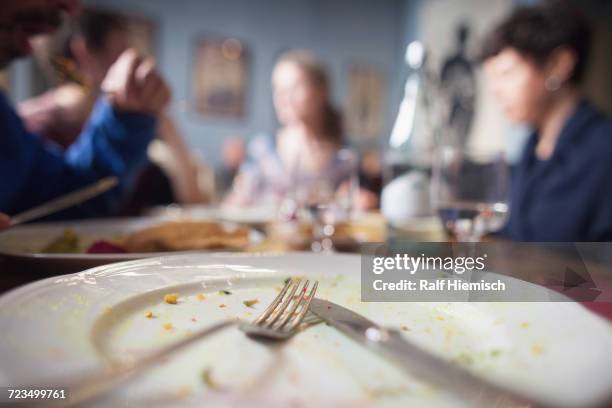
[
  {"xmin": 101, "ymin": 49, "xmax": 171, "ymax": 116},
  {"xmin": 0, "ymin": 213, "xmax": 11, "ymax": 230}
]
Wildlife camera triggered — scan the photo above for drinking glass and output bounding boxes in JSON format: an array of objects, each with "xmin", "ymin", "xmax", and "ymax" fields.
[
  {"xmin": 293, "ymin": 148, "xmax": 358, "ymax": 252},
  {"xmin": 432, "ymin": 145, "xmax": 509, "ymax": 242}
]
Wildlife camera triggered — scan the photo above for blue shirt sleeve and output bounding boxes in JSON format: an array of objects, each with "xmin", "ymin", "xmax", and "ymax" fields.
[{"xmin": 0, "ymin": 94, "xmax": 156, "ymax": 219}]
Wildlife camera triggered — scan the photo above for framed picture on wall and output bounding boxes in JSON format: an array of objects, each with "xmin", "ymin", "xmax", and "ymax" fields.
[
  {"xmin": 345, "ymin": 65, "xmax": 385, "ymax": 143},
  {"xmin": 192, "ymin": 38, "xmax": 248, "ymax": 119}
]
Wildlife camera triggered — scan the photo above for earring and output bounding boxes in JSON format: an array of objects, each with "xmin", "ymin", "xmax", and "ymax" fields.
[{"xmin": 545, "ymin": 76, "xmax": 562, "ymax": 92}]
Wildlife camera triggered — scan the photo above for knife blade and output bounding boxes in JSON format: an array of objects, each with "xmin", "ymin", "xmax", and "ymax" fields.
[
  {"xmin": 10, "ymin": 177, "xmax": 118, "ymax": 226},
  {"xmin": 310, "ymin": 298, "xmax": 551, "ymax": 408}
]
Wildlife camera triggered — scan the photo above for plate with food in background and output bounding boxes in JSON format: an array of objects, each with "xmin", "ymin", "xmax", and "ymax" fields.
[
  {"xmin": 148, "ymin": 205, "xmax": 279, "ymax": 228},
  {"xmin": 0, "ymin": 218, "xmax": 262, "ymax": 274}
]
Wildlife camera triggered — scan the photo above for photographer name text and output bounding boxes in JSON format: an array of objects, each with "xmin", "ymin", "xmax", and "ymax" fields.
[{"xmin": 372, "ymin": 278, "xmax": 506, "ymax": 292}]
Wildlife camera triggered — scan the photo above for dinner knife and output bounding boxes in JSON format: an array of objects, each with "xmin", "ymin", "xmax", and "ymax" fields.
[
  {"xmin": 10, "ymin": 177, "xmax": 118, "ymax": 226},
  {"xmin": 310, "ymin": 298, "xmax": 553, "ymax": 408}
]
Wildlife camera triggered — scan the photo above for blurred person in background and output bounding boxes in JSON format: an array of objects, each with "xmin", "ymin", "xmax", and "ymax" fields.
[
  {"xmin": 0, "ymin": 0, "xmax": 170, "ymax": 220},
  {"xmin": 224, "ymin": 50, "xmax": 376, "ymax": 210},
  {"xmin": 217, "ymin": 137, "xmax": 246, "ymax": 196},
  {"xmin": 19, "ymin": 8, "xmax": 209, "ymax": 211},
  {"xmin": 358, "ymin": 150, "xmax": 382, "ymax": 209},
  {"xmin": 19, "ymin": 8, "xmax": 127, "ymax": 147},
  {"xmin": 482, "ymin": 1, "xmax": 612, "ymax": 241}
]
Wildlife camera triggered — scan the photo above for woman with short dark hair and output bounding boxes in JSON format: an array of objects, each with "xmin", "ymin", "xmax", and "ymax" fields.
[{"xmin": 481, "ymin": 1, "xmax": 612, "ymax": 241}]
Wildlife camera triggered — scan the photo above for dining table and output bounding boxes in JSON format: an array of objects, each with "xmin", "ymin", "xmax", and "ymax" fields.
[{"xmin": 0, "ymin": 210, "xmax": 611, "ymax": 324}]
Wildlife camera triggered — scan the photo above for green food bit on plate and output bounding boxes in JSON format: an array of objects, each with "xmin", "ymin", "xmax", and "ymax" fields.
[
  {"xmin": 41, "ymin": 229, "xmax": 79, "ymax": 253},
  {"xmin": 455, "ymin": 352, "xmax": 474, "ymax": 366},
  {"xmin": 202, "ymin": 368, "xmax": 223, "ymax": 390}
]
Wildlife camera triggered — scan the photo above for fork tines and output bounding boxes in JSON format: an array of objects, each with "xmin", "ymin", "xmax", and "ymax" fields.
[{"xmin": 255, "ymin": 278, "xmax": 318, "ymax": 332}]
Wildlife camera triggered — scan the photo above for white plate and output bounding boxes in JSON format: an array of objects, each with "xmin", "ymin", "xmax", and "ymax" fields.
[
  {"xmin": 150, "ymin": 205, "xmax": 278, "ymax": 226},
  {"xmin": 0, "ymin": 218, "xmax": 261, "ymax": 274},
  {"xmin": 0, "ymin": 253, "xmax": 611, "ymax": 408}
]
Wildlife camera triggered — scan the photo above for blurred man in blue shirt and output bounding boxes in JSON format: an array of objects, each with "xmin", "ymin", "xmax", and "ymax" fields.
[{"xmin": 0, "ymin": 0, "xmax": 170, "ymax": 226}]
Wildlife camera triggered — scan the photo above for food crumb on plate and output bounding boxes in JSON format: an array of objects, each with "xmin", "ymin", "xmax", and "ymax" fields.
[
  {"xmin": 202, "ymin": 368, "xmax": 224, "ymax": 390},
  {"xmin": 163, "ymin": 323, "xmax": 174, "ymax": 331},
  {"xmin": 144, "ymin": 311, "xmax": 154, "ymax": 318},
  {"xmin": 520, "ymin": 322, "xmax": 530, "ymax": 329},
  {"xmin": 164, "ymin": 294, "xmax": 178, "ymax": 304},
  {"xmin": 400, "ymin": 325, "xmax": 410, "ymax": 331},
  {"xmin": 175, "ymin": 385, "xmax": 192, "ymax": 398},
  {"xmin": 455, "ymin": 352, "xmax": 474, "ymax": 366},
  {"xmin": 243, "ymin": 299, "xmax": 259, "ymax": 308},
  {"xmin": 196, "ymin": 293, "xmax": 206, "ymax": 301},
  {"xmin": 218, "ymin": 290, "xmax": 232, "ymax": 295},
  {"xmin": 531, "ymin": 343, "xmax": 543, "ymax": 355},
  {"xmin": 219, "ymin": 304, "xmax": 227, "ymax": 308},
  {"xmin": 364, "ymin": 386, "xmax": 410, "ymax": 399}
]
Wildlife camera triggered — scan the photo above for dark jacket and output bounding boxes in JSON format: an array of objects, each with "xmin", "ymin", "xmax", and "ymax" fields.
[{"xmin": 502, "ymin": 101, "xmax": 612, "ymax": 241}]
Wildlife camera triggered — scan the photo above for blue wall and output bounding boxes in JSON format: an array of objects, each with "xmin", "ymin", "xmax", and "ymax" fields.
[{"xmin": 79, "ymin": 0, "xmax": 405, "ymax": 165}]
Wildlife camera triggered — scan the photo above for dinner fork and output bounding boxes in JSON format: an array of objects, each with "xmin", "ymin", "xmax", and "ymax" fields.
[
  {"xmin": 239, "ymin": 277, "xmax": 319, "ymax": 339},
  {"xmin": 32, "ymin": 278, "xmax": 318, "ymax": 408}
]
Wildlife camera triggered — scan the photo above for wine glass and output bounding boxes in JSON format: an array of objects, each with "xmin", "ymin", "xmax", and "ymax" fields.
[
  {"xmin": 432, "ymin": 145, "xmax": 509, "ymax": 242},
  {"xmin": 293, "ymin": 148, "xmax": 358, "ymax": 252}
]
